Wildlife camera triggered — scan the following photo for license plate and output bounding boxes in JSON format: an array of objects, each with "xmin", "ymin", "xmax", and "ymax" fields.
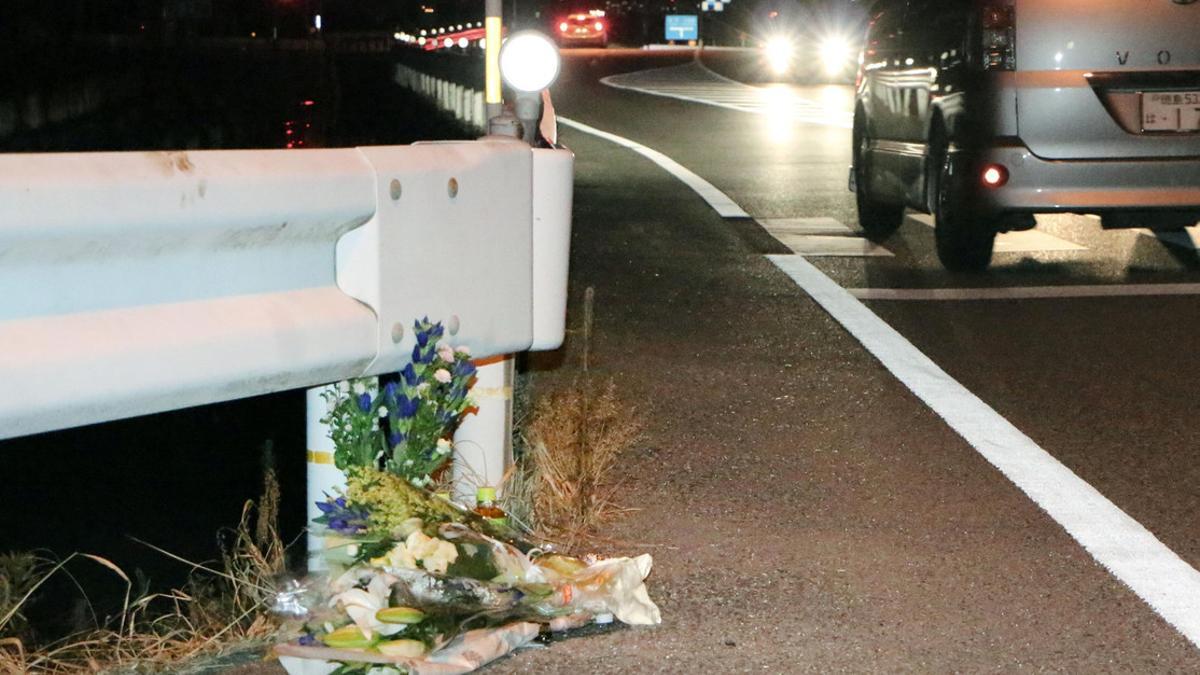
[{"xmin": 1141, "ymin": 90, "xmax": 1200, "ymax": 132}]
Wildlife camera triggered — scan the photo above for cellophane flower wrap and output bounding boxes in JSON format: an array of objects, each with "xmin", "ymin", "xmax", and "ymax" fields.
[{"xmin": 277, "ymin": 319, "xmax": 660, "ymax": 674}]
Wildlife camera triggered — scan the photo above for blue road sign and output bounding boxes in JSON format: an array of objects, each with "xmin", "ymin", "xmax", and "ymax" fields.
[{"xmin": 664, "ymin": 15, "xmax": 698, "ymax": 41}]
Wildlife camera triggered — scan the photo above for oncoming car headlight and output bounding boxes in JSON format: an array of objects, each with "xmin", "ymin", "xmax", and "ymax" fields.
[
  {"xmin": 499, "ymin": 30, "xmax": 561, "ymax": 92},
  {"xmin": 763, "ymin": 36, "xmax": 796, "ymax": 76},
  {"xmin": 818, "ymin": 35, "xmax": 852, "ymax": 76}
]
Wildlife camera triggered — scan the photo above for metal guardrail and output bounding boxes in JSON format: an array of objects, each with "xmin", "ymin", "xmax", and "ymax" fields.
[{"xmin": 0, "ymin": 140, "xmax": 573, "ymax": 440}]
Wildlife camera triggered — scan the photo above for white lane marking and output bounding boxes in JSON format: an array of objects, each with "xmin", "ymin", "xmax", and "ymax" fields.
[
  {"xmin": 600, "ymin": 63, "xmax": 854, "ymax": 129},
  {"xmin": 850, "ymin": 283, "xmax": 1200, "ymax": 301},
  {"xmin": 772, "ymin": 233, "xmax": 894, "ymax": 257},
  {"xmin": 558, "ymin": 116, "xmax": 750, "ymax": 218},
  {"xmin": 907, "ymin": 213, "xmax": 1086, "ymax": 252},
  {"xmin": 769, "ymin": 253, "xmax": 1200, "ymax": 650},
  {"xmin": 1138, "ymin": 227, "xmax": 1200, "ymax": 250},
  {"xmin": 758, "ymin": 217, "xmax": 853, "ymax": 235}
]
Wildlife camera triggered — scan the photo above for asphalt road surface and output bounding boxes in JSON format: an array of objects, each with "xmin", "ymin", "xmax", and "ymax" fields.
[
  {"xmin": 244, "ymin": 48, "xmax": 1200, "ymax": 672},
  {"xmin": 500, "ymin": 48, "xmax": 1200, "ymax": 671}
]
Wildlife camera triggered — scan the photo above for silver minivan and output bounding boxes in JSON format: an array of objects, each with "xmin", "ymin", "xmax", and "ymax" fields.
[{"xmin": 850, "ymin": 0, "xmax": 1200, "ymax": 270}]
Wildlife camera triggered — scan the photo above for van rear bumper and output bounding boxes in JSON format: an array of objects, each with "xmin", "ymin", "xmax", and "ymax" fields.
[{"xmin": 979, "ymin": 142, "xmax": 1200, "ymax": 213}]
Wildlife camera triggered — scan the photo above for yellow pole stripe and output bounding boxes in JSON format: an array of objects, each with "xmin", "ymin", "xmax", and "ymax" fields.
[
  {"xmin": 472, "ymin": 385, "xmax": 513, "ymax": 399},
  {"xmin": 307, "ymin": 450, "xmax": 335, "ymax": 465},
  {"xmin": 485, "ymin": 17, "xmax": 502, "ymax": 104}
]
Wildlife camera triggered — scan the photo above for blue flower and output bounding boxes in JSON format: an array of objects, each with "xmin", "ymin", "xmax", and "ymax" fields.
[
  {"xmin": 412, "ymin": 343, "xmax": 430, "ymax": 364},
  {"xmin": 383, "ymin": 381, "xmax": 398, "ymax": 399},
  {"xmin": 396, "ymin": 395, "xmax": 419, "ymax": 419},
  {"xmin": 416, "ymin": 330, "xmax": 430, "ymax": 348},
  {"xmin": 316, "ymin": 500, "xmax": 335, "ymax": 514},
  {"xmin": 388, "ymin": 431, "xmax": 407, "ymax": 447},
  {"xmin": 401, "ymin": 364, "xmax": 419, "ymax": 386},
  {"xmin": 357, "ymin": 393, "xmax": 371, "ymax": 412},
  {"xmin": 454, "ymin": 361, "xmax": 477, "ymax": 378},
  {"xmin": 298, "ymin": 634, "xmax": 318, "ymax": 647}
]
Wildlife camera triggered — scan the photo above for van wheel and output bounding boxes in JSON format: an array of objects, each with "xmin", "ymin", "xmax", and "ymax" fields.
[
  {"xmin": 934, "ymin": 149, "xmax": 996, "ymax": 272},
  {"xmin": 853, "ymin": 114, "xmax": 904, "ymax": 240}
]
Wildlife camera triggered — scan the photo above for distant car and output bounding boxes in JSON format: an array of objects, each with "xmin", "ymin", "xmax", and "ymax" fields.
[
  {"xmin": 851, "ymin": 0, "xmax": 1200, "ymax": 271},
  {"xmin": 753, "ymin": 1, "xmax": 867, "ymax": 82},
  {"xmin": 556, "ymin": 13, "xmax": 608, "ymax": 48}
]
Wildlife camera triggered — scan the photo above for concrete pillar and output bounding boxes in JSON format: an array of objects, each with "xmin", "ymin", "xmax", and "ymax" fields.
[{"xmin": 451, "ymin": 355, "xmax": 514, "ymax": 504}]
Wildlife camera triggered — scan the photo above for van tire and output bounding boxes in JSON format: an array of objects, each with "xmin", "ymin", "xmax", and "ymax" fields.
[
  {"xmin": 853, "ymin": 112, "xmax": 904, "ymax": 240},
  {"xmin": 933, "ymin": 148, "xmax": 996, "ymax": 272}
]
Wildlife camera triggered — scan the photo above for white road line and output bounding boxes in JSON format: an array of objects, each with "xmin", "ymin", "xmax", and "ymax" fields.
[
  {"xmin": 558, "ymin": 116, "xmax": 750, "ymax": 218},
  {"xmin": 758, "ymin": 217, "xmax": 853, "ymax": 235},
  {"xmin": 850, "ymin": 283, "xmax": 1200, "ymax": 301},
  {"xmin": 907, "ymin": 213, "xmax": 1086, "ymax": 252},
  {"xmin": 769, "ymin": 253, "xmax": 1200, "ymax": 650},
  {"xmin": 772, "ymin": 233, "xmax": 894, "ymax": 257},
  {"xmin": 600, "ymin": 64, "xmax": 854, "ymax": 129}
]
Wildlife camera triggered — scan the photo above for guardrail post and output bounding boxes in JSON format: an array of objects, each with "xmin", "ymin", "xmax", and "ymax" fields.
[
  {"xmin": 306, "ymin": 384, "xmax": 346, "ymax": 571},
  {"xmin": 451, "ymin": 355, "xmax": 514, "ymax": 502}
]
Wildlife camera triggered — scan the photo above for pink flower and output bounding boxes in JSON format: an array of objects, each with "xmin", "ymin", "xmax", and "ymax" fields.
[
  {"xmin": 433, "ymin": 369, "xmax": 451, "ymax": 383},
  {"xmin": 438, "ymin": 345, "xmax": 455, "ymax": 363}
]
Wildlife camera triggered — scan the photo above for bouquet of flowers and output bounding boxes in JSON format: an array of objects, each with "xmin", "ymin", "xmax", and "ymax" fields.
[
  {"xmin": 322, "ymin": 318, "xmax": 476, "ymax": 487},
  {"xmin": 276, "ymin": 319, "xmax": 660, "ymax": 675}
]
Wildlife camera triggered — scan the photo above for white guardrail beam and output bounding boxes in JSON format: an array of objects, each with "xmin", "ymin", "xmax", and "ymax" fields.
[{"xmin": 0, "ymin": 140, "xmax": 573, "ymax": 440}]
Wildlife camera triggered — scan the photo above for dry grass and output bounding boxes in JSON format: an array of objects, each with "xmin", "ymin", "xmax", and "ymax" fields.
[
  {"xmin": 518, "ymin": 377, "xmax": 642, "ymax": 551},
  {"xmin": 0, "ymin": 460, "xmax": 288, "ymax": 673}
]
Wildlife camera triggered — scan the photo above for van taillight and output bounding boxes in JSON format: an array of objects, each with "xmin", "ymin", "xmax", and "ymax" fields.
[{"xmin": 981, "ymin": 4, "xmax": 1015, "ymax": 71}]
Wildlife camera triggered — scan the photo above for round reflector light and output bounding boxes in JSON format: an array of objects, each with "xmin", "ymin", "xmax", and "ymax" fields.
[{"xmin": 499, "ymin": 31, "xmax": 561, "ymax": 92}]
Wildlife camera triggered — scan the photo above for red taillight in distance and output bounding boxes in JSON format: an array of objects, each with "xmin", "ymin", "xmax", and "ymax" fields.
[
  {"xmin": 594, "ymin": 20, "xmax": 604, "ymax": 31},
  {"xmin": 981, "ymin": 3, "xmax": 1015, "ymax": 71}
]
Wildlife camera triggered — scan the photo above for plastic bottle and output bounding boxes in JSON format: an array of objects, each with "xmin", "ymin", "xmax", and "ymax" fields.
[{"xmin": 473, "ymin": 486, "xmax": 509, "ymax": 527}]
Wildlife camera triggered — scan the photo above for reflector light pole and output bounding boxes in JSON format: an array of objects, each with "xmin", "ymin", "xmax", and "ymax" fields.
[{"xmin": 485, "ymin": 0, "xmax": 503, "ymax": 119}]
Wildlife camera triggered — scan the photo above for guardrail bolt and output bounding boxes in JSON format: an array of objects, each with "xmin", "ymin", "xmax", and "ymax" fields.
[
  {"xmin": 391, "ymin": 322, "xmax": 405, "ymax": 343},
  {"xmin": 447, "ymin": 177, "xmax": 459, "ymax": 198},
  {"xmin": 389, "ymin": 179, "xmax": 403, "ymax": 201}
]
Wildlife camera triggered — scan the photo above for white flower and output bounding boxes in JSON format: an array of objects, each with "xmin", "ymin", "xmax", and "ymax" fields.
[
  {"xmin": 455, "ymin": 345, "xmax": 471, "ymax": 356},
  {"xmin": 337, "ymin": 381, "xmax": 351, "ymax": 395},
  {"xmin": 437, "ymin": 344, "xmax": 455, "ymax": 363},
  {"xmin": 434, "ymin": 369, "xmax": 451, "ymax": 384},
  {"xmin": 332, "ymin": 586, "xmax": 404, "ymax": 636},
  {"xmin": 404, "ymin": 459, "xmax": 413, "ymax": 466},
  {"xmin": 436, "ymin": 438, "xmax": 452, "ymax": 455},
  {"xmin": 378, "ymin": 406, "xmax": 389, "ymax": 417},
  {"xmin": 405, "ymin": 530, "xmax": 458, "ymax": 575},
  {"xmin": 416, "ymin": 382, "xmax": 430, "ymax": 393},
  {"xmin": 352, "ymin": 381, "xmax": 367, "ymax": 395},
  {"xmin": 371, "ymin": 541, "xmax": 418, "ymax": 571}
]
